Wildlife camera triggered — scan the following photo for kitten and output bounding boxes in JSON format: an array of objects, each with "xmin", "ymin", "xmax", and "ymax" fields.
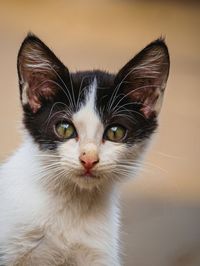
[{"xmin": 0, "ymin": 34, "xmax": 169, "ymax": 266}]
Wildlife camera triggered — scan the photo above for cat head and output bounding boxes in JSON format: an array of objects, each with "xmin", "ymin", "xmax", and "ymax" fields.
[{"xmin": 17, "ymin": 34, "xmax": 170, "ymax": 191}]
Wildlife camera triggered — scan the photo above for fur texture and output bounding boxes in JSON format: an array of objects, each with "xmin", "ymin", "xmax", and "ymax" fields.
[{"xmin": 0, "ymin": 34, "xmax": 170, "ymax": 265}]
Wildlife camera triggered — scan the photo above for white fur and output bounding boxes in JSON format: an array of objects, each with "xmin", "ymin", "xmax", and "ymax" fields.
[{"xmin": 0, "ymin": 80, "xmax": 145, "ymax": 266}]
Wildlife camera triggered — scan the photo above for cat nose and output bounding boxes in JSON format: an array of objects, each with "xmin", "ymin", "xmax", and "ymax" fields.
[{"xmin": 79, "ymin": 152, "xmax": 99, "ymax": 170}]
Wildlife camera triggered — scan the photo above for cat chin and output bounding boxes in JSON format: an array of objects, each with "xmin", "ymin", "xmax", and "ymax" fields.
[{"xmin": 71, "ymin": 174, "xmax": 107, "ymax": 191}]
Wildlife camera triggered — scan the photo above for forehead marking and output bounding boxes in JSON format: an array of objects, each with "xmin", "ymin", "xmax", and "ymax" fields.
[
  {"xmin": 85, "ymin": 77, "xmax": 97, "ymax": 110},
  {"xmin": 77, "ymin": 77, "xmax": 98, "ymax": 115},
  {"xmin": 73, "ymin": 78, "xmax": 103, "ymax": 142}
]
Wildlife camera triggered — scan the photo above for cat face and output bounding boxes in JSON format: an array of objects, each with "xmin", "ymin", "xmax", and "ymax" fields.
[{"xmin": 17, "ymin": 34, "xmax": 169, "ymax": 190}]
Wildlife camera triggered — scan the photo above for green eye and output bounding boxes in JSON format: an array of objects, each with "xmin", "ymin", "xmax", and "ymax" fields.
[
  {"xmin": 105, "ymin": 125, "xmax": 126, "ymax": 142},
  {"xmin": 55, "ymin": 122, "xmax": 76, "ymax": 139}
]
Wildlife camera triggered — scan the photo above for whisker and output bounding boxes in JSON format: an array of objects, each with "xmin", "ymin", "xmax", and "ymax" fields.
[
  {"xmin": 153, "ymin": 151, "xmax": 184, "ymax": 160},
  {"xmin": 49, "ymin": 65, "xmax": 75, "ymax": 110}
]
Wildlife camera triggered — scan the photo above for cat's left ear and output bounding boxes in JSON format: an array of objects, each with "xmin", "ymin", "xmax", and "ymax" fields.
[
  {"xmin": 17, "ymin": 33, "xmax": 70, "ymax": 113},
  {"xmin": 115, "ymin": 39, "xmax": 170, "ymax": 118}
]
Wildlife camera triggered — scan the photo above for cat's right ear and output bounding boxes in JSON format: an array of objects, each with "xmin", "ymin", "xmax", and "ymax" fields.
[{"xmin": 17, "ymin": 33, "xmax": 70, "ymax": 113}]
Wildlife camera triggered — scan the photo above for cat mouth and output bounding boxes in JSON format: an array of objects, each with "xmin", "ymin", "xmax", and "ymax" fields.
[{"xmin": 80, "ymin": 170, "xmax": 98, "ymax": 179}]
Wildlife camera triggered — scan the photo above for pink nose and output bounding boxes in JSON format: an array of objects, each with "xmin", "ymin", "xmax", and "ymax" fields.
[{"xmin": 79, "ymin": 152, "xmax": 99, "ymax": 171}]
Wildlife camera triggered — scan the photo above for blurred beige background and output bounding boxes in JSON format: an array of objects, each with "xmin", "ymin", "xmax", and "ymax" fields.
[{"xmin": 0, "ymin": 1, "xmax": 200, "ymax": 265}]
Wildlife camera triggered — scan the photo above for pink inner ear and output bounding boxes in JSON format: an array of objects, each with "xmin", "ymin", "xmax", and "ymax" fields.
[
  {"xmin": 140, "ymin": 104, "xmax": 155, "ymax": 119},
  {"xmin": 26, "ymin": 75, "xmax": 57, "ymax": 113},
  {"xmin": 129, "ymin": 86, "xmax": 159, "ymax": 119},
  {"xmin": 28, "ymin": 95, "xmax": 41, "ymax": 113}
]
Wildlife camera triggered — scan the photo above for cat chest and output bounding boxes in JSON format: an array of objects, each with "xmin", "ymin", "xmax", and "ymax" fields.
[
  {"xmin": 46, "ymin": 211, "xmax": 111, "ymax": 248},
  {"xmin": 36, "ymin": 210, "xmax": 114, "ymax": 264}
]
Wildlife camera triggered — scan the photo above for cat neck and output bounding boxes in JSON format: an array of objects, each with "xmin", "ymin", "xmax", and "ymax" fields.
[{"xmin": 49, "ymin": 181, "xmax": 119, "ymax": 217}]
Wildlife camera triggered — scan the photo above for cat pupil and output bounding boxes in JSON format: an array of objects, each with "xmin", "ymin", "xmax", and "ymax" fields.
[{"xmin": 112, "ymin": 127, "xmax": 117, "ymax": 133}]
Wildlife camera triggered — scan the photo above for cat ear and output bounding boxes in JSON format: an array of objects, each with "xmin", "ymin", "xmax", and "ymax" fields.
[
  {"xmin": 17, "ymin": 33, "xmax": 69, "ymax": 113},
  {"xmin": 115, "ymin": 39, "xmax": 170, "ymax": 118}
]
